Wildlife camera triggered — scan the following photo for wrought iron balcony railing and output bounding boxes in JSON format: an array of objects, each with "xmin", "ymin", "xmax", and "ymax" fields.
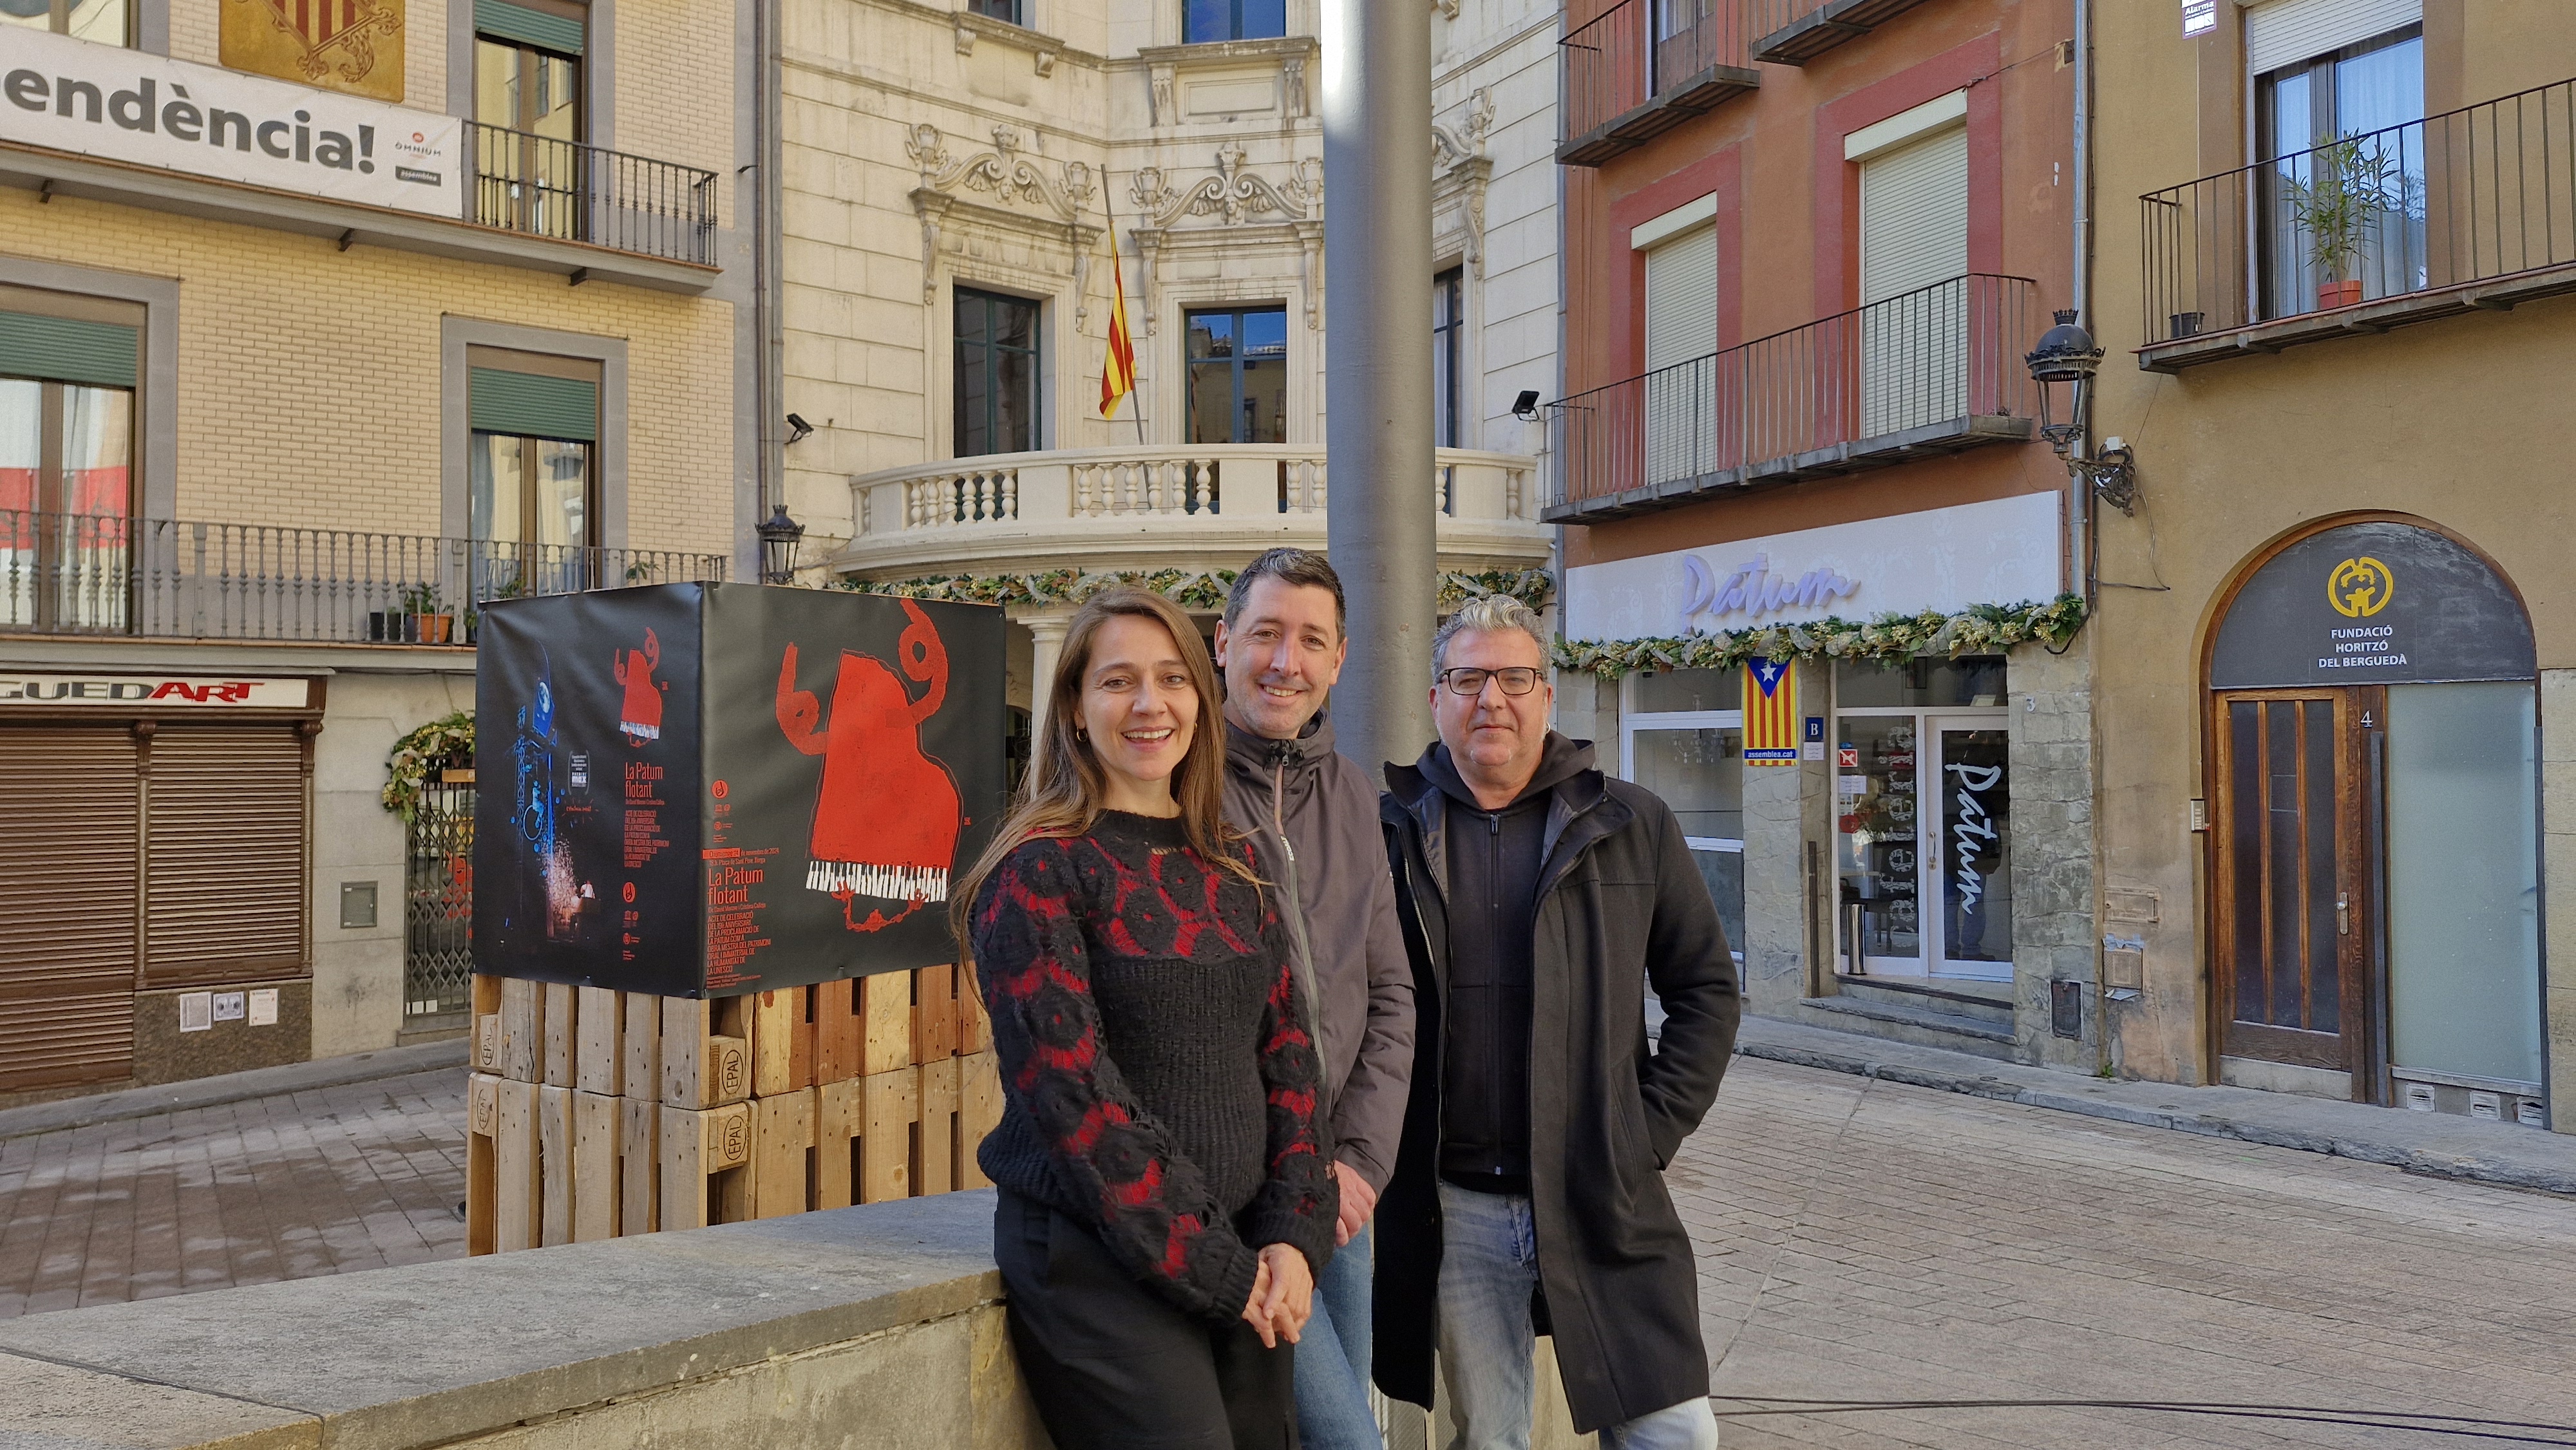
[
  {"xmin": 1560, "ymin": 0, "xmax": 1757, "ymax": 165},
  {"xmin": 462, "ymin": 120, "xmax": 719, "ymax": 267},
  {"xmin": 0, "ymin": 512, "xmax": 726, "ymax": 643},
  {"xmin": 2141, "ymin": 77, "xmax": 2576, "ymax": 364},
  {"xmin": 1547, "ymin": 274, "xmax": 2036, "ymax": 517}
]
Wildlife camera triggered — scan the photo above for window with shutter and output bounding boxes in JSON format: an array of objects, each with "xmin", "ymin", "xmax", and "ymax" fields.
[
  {"xmin": 144, "ymin": 726, "xmax": 307, "ymax": 990},
  {"xmin": 1642, "ymin": 222, "xmax": 1718, "ymax": 485},
  {"xmin": 1858, "ymin": 124, "xmax": 1969, "ymax": 437},
  {"xmin": 0, "ymin": 726, "xmax": 138, "ymax": 1092},
  {"xmin": 2244, "ymin": 0, "xmax": 2420, "ymax": 78}
]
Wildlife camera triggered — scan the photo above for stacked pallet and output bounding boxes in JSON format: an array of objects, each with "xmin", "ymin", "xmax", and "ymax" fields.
[{"xmin": 463, "ymin": 967, "xmax": 1003, "ymax": 1254}]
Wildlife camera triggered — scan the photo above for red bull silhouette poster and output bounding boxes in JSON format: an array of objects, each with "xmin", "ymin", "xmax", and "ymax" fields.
[{"xmin": 477, "ymin": 583, "xmax": 1004, "ymax": 997}]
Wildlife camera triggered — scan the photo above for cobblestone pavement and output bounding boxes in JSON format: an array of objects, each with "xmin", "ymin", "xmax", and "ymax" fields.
[
  {"xmin": 1682, "ymin": 1059, "xmax": 2576, "ymax": 1447},
  {"xmin": 5, "ymin": 1055, "xmax": 2573, "ymax": 1450},
  {"xmin": 0, "ymin": 1069, "xmax": 465, "ymax": 1317}
]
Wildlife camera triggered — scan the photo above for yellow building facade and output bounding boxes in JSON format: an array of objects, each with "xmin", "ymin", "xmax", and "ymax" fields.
[
  {"xmin": 0, "ymin": 0, "xmax": 751, "ymax": 1100},
  {"xmin": 2088, "ymin": 0, "xmax": 2576, "ymax": 1131}
]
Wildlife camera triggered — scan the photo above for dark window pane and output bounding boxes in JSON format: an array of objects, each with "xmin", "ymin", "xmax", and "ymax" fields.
[
  {"xmin": 1189, "ymin": 312, "xmax": 1235, "ymax": 359},
  {"xmin": 2266, "ymin": 701, "xmax": 2303, "ymax": 1028},
  {"xmin": 1188, "ymin": 362, "xmax": 1235, "ymax": 444},
  {"xmin": 2228, "ymin": 702, "xmax": 2266, "ymax": 1024},
  {"xmin": 956, "ymin": 341, "xmax": 992, "ymax": 457},
  {"xmin": 1242, "ymin": 357, "xmax": 1285, "ymax": 443},
  {"xmin": 967, "ymin": 0, "xmax": 1021, "ymax": 21},
  {"xmin": 997, "ymin": 350, "xmax": 1037, "ymax": 453},
  {"xmin": 1242, "ymin": 308, "xmax": 1288, "ymax": 355},
  {"xmin": 1240, "ymin": 0, "xmax": 1285, "ymax": 38},
  {"xmin": 1185, "ymin": 0, "xmax": 1230, "ymax": 42},
  {"xmin": 956, "ymin": 292, "xmax": 989, "ymax": 344},
  {"xmin": 995, "ymin": 296, "xmax": 1037, "ymax": 350},
  {"xmin": 2304, "ymin": 701, "xmax": 2342, "ymax": 1034}
]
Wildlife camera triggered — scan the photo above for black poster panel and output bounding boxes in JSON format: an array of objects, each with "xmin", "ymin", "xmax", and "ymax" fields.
[
  {"xmin": 699, "ymin": 585, "xmax": 1007, "ymax": 993},
  {"xmin": 474, "ymin": 585, "xmax": 706, "ymax": 995},
  {"xmin": 2209, "ymin": 522, "xmax": 2535, "ymax": 690}
]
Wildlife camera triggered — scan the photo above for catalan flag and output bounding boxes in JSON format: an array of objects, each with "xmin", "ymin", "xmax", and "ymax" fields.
[
  {"xmin": 1100, "ymin": 234, "xmax": 1138, "ymax": 419},
  {"xmin": 1745, "ymin": 656, "xmax": 1799, "ymax": 764}
]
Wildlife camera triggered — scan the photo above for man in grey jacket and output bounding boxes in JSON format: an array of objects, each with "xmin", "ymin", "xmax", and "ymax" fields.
[{"xmin": 1215, "ymin": 547, "xmax": 1416, "ymax": 1450}]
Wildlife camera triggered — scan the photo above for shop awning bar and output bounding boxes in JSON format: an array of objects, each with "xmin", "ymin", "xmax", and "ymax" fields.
[
  {"xmin": 0, "ymin": 512, "xmax": 726, "ymax": 644},
  {"xmin": 1748, "ymin": 0, "xmax": 1938, "ymax": 66},
  {"xmin": 2139, "ymin": 76, "xmax": 2576, "ymax": 372},
  {"xmin": 1543, "ymin": 273, "xmax": 2036, "ymax": 522},
  {"xmin": 462, "ymin": 121, "xmax": 720, "ymax": 267},
  {"xmin": 1558, "ymin": 0, "xmax": 1759, "ymax": 167}
]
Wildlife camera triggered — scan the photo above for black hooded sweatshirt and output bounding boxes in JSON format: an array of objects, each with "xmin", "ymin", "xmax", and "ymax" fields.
[{"xmin": 1418, "ymin": 734, "xmax": 1593, "ymax": 1195}]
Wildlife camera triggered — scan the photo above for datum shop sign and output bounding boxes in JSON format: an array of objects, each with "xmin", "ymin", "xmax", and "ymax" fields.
[{"xmin": 1, "ymin": 25, "xmax": 459, "ymax": 216}]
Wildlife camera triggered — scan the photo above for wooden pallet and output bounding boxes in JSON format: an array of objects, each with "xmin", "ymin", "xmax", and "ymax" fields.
[{"xmin": 466, "ymin": 970, "xmax": 999, "ymax": 1257}]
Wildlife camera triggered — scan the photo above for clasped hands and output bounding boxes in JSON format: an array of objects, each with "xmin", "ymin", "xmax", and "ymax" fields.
[{"xmin": 1240, "ymin": 1162, "xmax": 1378, "ymax": 1347}]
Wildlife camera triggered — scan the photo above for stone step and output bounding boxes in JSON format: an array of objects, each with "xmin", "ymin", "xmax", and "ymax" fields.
[
  {"xmin": 1792, "ymin": 993, "xmax": 2018, "ymax": 1058},
  {"xmin": 1830, "ymin": 974, "xmax": 2016, "ymax": 1027}
]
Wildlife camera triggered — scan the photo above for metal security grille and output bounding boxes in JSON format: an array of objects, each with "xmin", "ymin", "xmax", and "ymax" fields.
[{"xmin": 404, "ymin": 779, "xmax": 477, "ymax": 1017}]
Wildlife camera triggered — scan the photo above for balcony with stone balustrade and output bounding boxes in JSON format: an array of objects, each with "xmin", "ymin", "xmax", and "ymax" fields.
[{"xmin": 829, "ymin": 444, "xmax": 1551, "ymax": 719}]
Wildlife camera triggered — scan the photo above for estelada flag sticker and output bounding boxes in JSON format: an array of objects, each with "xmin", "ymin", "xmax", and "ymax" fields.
[{"xmin": 1745, "ymin": 656, "xmax": 1799, "ymax": 764}]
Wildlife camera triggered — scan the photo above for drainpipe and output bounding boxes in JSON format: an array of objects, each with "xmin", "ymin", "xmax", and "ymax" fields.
[
  {"xmin": 1321, "ymin": 0, "xmax": 1438, "ymax": 777},
  {"xmin": 2072, "ymin": 0, "xmax": 2112, "ymax": 1078}
]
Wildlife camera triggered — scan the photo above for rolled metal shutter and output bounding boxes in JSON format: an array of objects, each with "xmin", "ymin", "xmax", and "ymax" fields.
[
  {"xmin": 1859, "ymin": 125, "xmax": 1969, "ymax": 435},
  {"xmin": 145, "ymin": 726, "xmax": 307, "ymax": 989},
  {"xmin": 0, "ymin": 726, "xmax": 138, "ymax": 1092},
  {"xmin": 2245, "ymin": 0, "xmax": 2420, "ymax": 76},
  {"xmin": 1643, "ymin": 224, "xmax": 1719, "ymax": 484}
]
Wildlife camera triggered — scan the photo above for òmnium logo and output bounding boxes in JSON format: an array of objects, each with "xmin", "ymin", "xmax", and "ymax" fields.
[{"xmin": 2327, "ymin": 556, "xmax": 2394, "ymax": 619}]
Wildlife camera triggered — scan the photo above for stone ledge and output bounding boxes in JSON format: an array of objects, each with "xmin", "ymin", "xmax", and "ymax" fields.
[{"xmin": 0, "ymin": 1193, "xmax": 1028, "ymax": 1450}]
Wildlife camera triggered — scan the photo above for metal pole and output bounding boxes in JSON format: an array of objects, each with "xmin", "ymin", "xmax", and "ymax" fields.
[{"xmin": 1321, "ymin": 0, "xmax": 1437, "ymax": 779}]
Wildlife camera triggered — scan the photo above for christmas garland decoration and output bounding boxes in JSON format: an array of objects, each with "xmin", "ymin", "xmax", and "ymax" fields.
[
  {"xmin": 381, "ymin": 710, "xmax": 475, "ymax": 822},
  {"xmin": 1551, "ymin": 594, "xmax": 2088, "ymax": 680},
  {"xmin": 844, "ymin": 567, "xmax": 1556, "ymax": 614}
]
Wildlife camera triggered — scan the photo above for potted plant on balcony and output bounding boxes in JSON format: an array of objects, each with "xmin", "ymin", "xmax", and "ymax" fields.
[
  {"xmin": 2288, "ymin": 133, "xmax": 2395, "ymax": 312},
  {"xmin": 402, "ymin": 581, "xmax": 454, "ymax": 645}
]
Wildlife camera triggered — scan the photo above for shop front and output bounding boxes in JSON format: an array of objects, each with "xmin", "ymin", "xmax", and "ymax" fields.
[
  {"xmin": 1560, "ymin": 490, "xmax": 2091, "ymax": 1063},
  {"xmin": 0, "ymin": 670, "xmax": 321, "ymax": 1099},
  {"xmin": 2203, "ymin": 517, "xmax": 2546, "ymax": 1126}
]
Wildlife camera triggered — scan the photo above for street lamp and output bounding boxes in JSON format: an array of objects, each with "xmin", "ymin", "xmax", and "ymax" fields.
[
  {"xmin": 2024, "ymin": 310, "xmax": 2136, "ymax": 516},
  {"xmin": 757, "ymin": 504, "xmax": 806, "ymax": 585}
]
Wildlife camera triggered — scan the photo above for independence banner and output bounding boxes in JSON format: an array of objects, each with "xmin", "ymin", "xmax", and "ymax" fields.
[{"xmin": 1, "ymin": 26, "xmax": 460, "ymax": 216}]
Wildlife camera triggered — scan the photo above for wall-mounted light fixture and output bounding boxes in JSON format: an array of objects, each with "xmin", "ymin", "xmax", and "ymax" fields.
[
  {"xmin": 2024, "ymin": 310, "xmax": 2137, "ymax": 516},
  {"xmin": 784, "ymin": 413, "xmax": 815, "ymax": 446},
  {"xmin": 1511, "ymin": 390, "xmax": 1542, "ymax": 422},
  {"xmin": 757, "ymin": 503, "xmax": 806, "ymax": 585}
]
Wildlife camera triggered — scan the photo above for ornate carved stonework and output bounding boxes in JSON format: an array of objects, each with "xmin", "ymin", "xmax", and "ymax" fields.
[
  {"xmin": 905, "ymin": 123, "xmax": 1103, "ymax": 324},
  {"xmin": 1433, "ymin": 88, "xmax": 1495, "ymax": 276},
  {"xmin": 1129, "ymin": 142, "xmax": 1321, "ymax": 229}
]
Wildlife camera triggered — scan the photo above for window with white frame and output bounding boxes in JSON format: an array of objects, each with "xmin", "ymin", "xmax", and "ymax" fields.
[{"xmin": 1621, "ymin": 668, "xmax": 1746, "ymax": 961}]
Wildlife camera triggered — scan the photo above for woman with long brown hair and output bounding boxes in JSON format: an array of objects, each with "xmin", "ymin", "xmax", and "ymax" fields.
[{"xmin": 954, "ymin": 587, "xmax": 1338, "ymax": 1450}]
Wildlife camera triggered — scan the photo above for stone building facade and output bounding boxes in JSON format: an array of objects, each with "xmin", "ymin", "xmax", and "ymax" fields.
[{"xmin": 777, "ymin": 0, "xmax": 1558, "ymax": 718}]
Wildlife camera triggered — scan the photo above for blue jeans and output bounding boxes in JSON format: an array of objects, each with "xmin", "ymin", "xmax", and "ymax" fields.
[
  {"xmin": 1435, "ymin": 1183, "xmax": 1718, "ymax": 1450},
  {"xmin": 1294, "ymin": 1221, "xmax": 1384, "ymax": 1450}
]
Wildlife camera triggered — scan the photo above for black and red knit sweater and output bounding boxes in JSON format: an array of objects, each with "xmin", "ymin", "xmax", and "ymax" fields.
[{"xmin": 970, "ymin": 810, "xmax": 1338, "ymax": 1324}]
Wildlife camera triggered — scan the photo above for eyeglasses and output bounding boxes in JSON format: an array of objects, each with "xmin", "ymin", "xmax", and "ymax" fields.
[{"xmin": 1438, "ymin": 666, "xmax": 1542, "ymax": 697}]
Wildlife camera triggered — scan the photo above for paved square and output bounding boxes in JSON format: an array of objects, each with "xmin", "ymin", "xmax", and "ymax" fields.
[
  {"xmin": 0, "ymin": 1070, "xmax": 464, "ymax": 1317},
  {"xmin": 5, "ymin": 1055, "xmax": 2573, "ymax": 1448}
]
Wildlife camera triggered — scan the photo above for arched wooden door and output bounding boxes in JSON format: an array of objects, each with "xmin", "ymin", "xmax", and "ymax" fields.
[{"xmin": 2205, "ymin": 519, "xmax": 2543, "ymax": 1113}]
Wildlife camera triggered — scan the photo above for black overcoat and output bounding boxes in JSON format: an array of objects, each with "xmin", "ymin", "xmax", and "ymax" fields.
[{"xmin": 1372, "ymin": 740, "xmax": 1743, "ymax": 1435}]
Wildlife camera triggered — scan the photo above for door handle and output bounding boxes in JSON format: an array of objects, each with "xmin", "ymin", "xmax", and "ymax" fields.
[{"xmin": 2337, "ymin": 894, "xmax": 2349, "ymax": 936}]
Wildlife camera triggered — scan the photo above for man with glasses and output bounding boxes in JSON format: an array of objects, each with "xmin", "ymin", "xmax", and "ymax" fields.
[{"xmin": 1375, "ymin": 596, "xmax": 1741, "ymax": 1450}]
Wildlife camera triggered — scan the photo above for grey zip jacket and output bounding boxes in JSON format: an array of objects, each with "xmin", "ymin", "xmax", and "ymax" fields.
[{"xmin": 1222, "ymin": 711, "xmax": 1417, "ymax": 1192}]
